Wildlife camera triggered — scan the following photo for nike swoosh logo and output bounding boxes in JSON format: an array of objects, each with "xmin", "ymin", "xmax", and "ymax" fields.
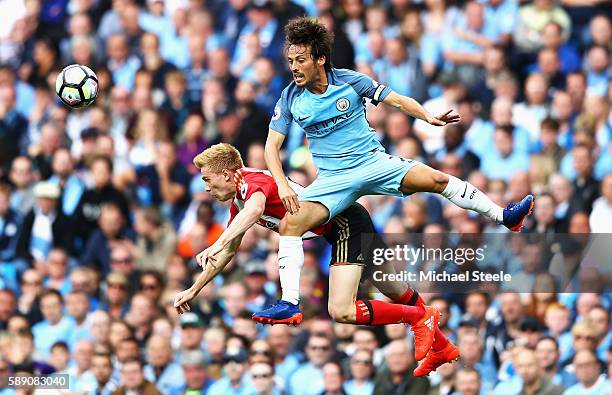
[
  {"xmin": 298, "ymin": 115, "xmax": 311, "ymax": 121},
  {"xmin": 460, "ymin": 183, "xmax": 468, "ymax": 198}
]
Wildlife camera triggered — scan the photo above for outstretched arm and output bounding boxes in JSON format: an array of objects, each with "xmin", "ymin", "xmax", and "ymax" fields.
[
  {"xmin": 265, "ymin": 129, "xmax": 300, "ymax": 214},
  {"xmin": 206, "ymin": 191, "xmax": 266, "ymax": 257},
  {"xmin": 174, "ymin": 236, "xmax": 242, "ymax": 314},
  {"xmin": 382, "ymin": 91, "xmax": 460, "ymax": 126}
]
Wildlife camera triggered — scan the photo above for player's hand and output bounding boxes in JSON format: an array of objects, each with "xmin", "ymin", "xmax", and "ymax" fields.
[
  {"xmin": 278, "ymin": 183, "xmax": 300, "ymax": 215},
  {"xmin": 426, "ymin": 110, "xmax": 460, "ymax": 126},
  {"xmin": 207, "ymin": 241, "xmax": 224, "ymax": 259},
  {"xmin": 174, "ymin": 288, "xmax": 196, "ymax": 314}
]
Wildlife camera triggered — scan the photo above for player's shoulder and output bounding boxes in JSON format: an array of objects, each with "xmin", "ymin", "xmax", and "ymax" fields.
[
  {"xmin": 235, "ymin": 167, "xmax": 275, "ymax": 195},
  {"xmin": 330, "ymin": 68, "xmax": 371, "ymax": 84},
  {"xmin": 236, "ymin": 167, "xmax": 273, "ymax": 182}
]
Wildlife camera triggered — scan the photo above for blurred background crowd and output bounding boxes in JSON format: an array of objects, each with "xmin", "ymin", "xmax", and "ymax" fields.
[{"xmin": 0, "ymin": 0, "xmax": 611, "ymax": 393}]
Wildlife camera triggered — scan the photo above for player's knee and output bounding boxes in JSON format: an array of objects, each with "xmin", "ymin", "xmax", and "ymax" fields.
[
  {"xmin": 279, "ymin": 214, "xmax": 306, "ymax": 235},
  {"xmin": 328, "ymin": 301, "xmax": 353, "ymax": 324},
  {"xmin": 279, "ymin": 217, "xmax": 295, "ymax": 234},
  {"xmin": 432, "ymin": 170, "xmax": 449, "ymax": 193}
]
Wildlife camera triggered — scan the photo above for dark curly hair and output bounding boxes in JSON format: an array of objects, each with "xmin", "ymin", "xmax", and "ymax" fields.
[{"xmin": 284, "ymin": 17, "xmax": 334, "ymax": 71}]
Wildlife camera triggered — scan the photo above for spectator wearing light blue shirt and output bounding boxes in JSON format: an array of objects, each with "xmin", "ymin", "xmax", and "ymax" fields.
[
  {"xmin": 184, "ymin": 34, "xmax": 209, "ymax": 104},
  {"xmin": 106, "ymin": 34, "xmax": 142, "ymax": 91},
  {"xmin": 584, "ymin": 46, "xmax": 610, "ymax": 97},
  {"xmin": 138, "ymin": 0, "xmax": 174, "ymax": 40},
  {"xmin": 535, "ymin": 337, "xmax": 578, "ymax": 389},
  {"xmin": 8, "ymin": 156, "xmax": 36, "ymax": 218},
  {"xmin": 230, "ymin": 32, "xmax": 261, "ymax": 79},
  {"xmin": 67, "ymin": 339, "xmax": 98, "ymax": 393},
  {"xmin": 354, "ymin": 30, "xmax": 386, "ymax": 69},
  {"xmin": 344, "ymin": 349, "xmax": 374, "ymax": 395},
  {"xmin": 563, "ymin": 349, "xmax": 611, "ymax": 395},
  {"xmin": 483, "ymin": 0, "xmax": 518, "ymax": 43},
  {"xmin": 14, "ymin": 80, "xmax": 36, "ymax": 120},
  {"xmin": 457, "ymin": 330, "xmax": 497, "ymax": 395},
  {"xmin": 207, "ymin": 348, "xmax": 251, "ymax": 395},
  {"xmin": 480, "ymin": 125, "xmax": 530, "ymax": 182},
  {"xmin": 248, "ymin": 57, "xmax": 284, "ymax": 116},
  {"xmin": 144, "ymin": 335, "xmax": 186, "ymax": 395},
  {"xmin": 42, "ymin": 248, "xmax": 71, "ymax": 296},
  {"xmin": 32, "ymin": 289, "xmax": 75, "ymax": 360},
  {"xmin": 373, "ymin": 37, "xmax": 427, "ymax": 102},
  {"xmin": 48, "ymin": 148, "xmax": 85, "ymax": 217},
  {"xmin": 512, "ymin": 74, "xmax": 551, "ymax": 145},
  {"xmin": 288, "ymin": 334, "xmax": 334, "ymax": 395},
  {"xmin": 215, "ymin": 0, "xmax": 249, "ymax": 53},
  {"xmin": 560, "ymin": 129, "xmax": 594, "ymax": 182},
  {"xmin": 160, "ymin": 9, "xmax": 227, "ymax": 70},
  {"xmin": 89, "ymin": 351, "xmax": 119, "ymax": 395},
  {"xmin": 234, "ymin": 0, "xmax": 283, "ymax": 66},
  {"xmin": 442, "ymin": 1, "xmax": 500, "ymax": 85},
  {"xmin": 98, "ymin": 1, "xmax": 125, "ymax": 41},
  {"xmin": 267, "ymin": 325, "xmax": 301, "ymax": 387},
  {"xmin": 66, "ymin": 290, "xmax": 93, "ymax": 348},
  {"xmin": 249, "ymin": 362, "xmax": 282, "ymax": 395}
]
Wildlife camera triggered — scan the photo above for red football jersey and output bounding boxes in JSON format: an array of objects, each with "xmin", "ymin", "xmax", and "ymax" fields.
[{"xmin": 228, "ymin": 168, "xmax": 331, "ymax": 238}]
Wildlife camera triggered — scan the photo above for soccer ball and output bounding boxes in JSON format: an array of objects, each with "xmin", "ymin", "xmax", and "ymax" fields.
[{"xmin": 55, "ymin": 64, "xmax": 99, "ymax": 108}]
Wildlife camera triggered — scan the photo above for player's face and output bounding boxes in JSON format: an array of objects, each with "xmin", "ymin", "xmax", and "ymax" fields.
[
  {"xmin": 287, "ymin": 44, "xmax": 324, "ymax": 87},
  {"xmin": 201, "ymin": 166, "xmax": 235, "ymax": 201}
]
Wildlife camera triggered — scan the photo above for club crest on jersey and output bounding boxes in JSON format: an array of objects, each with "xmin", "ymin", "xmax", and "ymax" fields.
[
  {"xmin": 272, "ymin": 106, "xmax": 281, "ymax": 121},
  {"xmin": 336, "ymin": 98, "xmax": 350, "ymax": 112},
  {"xmin": 240, "ymin": 182, "xmax": 248, "ymax": 199}
]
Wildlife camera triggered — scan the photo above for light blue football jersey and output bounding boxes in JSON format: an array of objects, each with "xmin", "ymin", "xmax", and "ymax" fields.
[{"xmin": 269, "ymin": 68, "xmax": 392, "ymax": 171}]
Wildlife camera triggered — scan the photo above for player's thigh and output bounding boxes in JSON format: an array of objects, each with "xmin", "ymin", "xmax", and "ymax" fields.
[
  {"xmin": 281, "ymin": 201, "xmax": 329, "ymax": 233},
  {"xmin": 328, "ymin": 264, "xmax": 362, "ymax": 313},
  {"xmin": 399, "ymin": 162, "xmax": 449, "ymax": 194}
]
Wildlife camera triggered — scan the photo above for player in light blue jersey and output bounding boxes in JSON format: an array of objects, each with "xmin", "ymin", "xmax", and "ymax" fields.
[{"xmin": 246, "ymin": 17, "xmax": 532, "ymax": 376}]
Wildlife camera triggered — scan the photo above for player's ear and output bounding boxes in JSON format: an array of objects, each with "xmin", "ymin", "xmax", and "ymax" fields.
[
  {"xmin": 317, "ymin": 56, "xmax": 325, "ymax": 67},
  {"xmin": 222, "ymin": 169, "xmax": 231, "ymax": 181}
]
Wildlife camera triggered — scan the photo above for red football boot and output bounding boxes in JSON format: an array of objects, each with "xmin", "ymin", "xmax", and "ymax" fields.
[
  {"xmin": 413, "ymin": 342, "xmax": 460, "ymax": 377},
  {"xmin": 411, "ymin": 306, "xmax": 440, "ymax": 361}
]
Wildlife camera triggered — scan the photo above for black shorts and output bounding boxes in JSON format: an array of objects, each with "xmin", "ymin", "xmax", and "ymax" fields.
[{"xmin": 323, "ymin": 203, "xmax": 386, "ymax": 267}]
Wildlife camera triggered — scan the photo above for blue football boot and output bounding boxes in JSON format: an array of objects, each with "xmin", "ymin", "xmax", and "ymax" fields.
[
  {"xmin": 252, "ymin": 300, "xmax": 303, "ymax": 325},
  {"xmin": 503, "ymin": 195, "xmax": 535, "ymax": 232}
]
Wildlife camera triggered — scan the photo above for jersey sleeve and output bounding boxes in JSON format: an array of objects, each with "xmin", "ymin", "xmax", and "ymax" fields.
[
  {"xmin": 269, "ymin": 88, "xmax": 294, "ymax": 135},
  {"xmin": 334, "ymin": 68, "xmax": 393, "ymax": 105}
]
